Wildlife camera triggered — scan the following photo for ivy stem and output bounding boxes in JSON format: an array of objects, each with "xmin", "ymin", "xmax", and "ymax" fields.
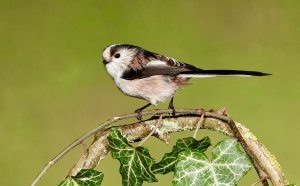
[
  {"xmin": 193, "ymin": 110, "xmax": 205, "ymax": 138},
  {"xmin": 138, "ymin": 114, "xmax": 163, "ymax": 146}
]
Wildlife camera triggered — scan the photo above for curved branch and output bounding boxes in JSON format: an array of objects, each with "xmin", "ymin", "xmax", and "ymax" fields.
[
  {"xmin": 31, "ymin": 109, "xmax": 225, "ymax": 186},
  {"xmin": 31, "ymin": 109, "xmax": 288, "ymax": 186}
]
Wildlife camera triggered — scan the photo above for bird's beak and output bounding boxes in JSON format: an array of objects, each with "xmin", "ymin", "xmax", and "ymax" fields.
[{"xmin": 103, "ymin": 59, "xmax": 109, "ymax": 65}]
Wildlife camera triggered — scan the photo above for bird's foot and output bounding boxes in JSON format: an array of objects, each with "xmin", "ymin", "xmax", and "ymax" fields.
[
  {"xmin": 168, "ymin": 97, "xmax": 176, "ymax": 116},
  {"xmin": 134, "ymin": 103, "xmax": 152, "ymax": 121},
  {"xmin": 168, "ymin": 105, "xmax": 176, "ymax": 116},
  {"xmin": 134, "ymin": 109, "xmax": 143, "ymax": 121}
]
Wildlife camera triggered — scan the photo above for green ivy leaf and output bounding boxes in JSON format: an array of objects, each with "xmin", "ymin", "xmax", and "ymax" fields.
[
  {"xmin": 173, "ymin": 139, "xmax": 252, "ymax": 186},
  {"xmin": 151, "ymin": 136, "xmax": 211, "ymax": 174},
  {"xmin": 58, "ymin": 169, "xmax": 103, "ymax": 186},
  {"xmin": 108, "ymin": 129, "xmax": 157, "ymax": 186}
]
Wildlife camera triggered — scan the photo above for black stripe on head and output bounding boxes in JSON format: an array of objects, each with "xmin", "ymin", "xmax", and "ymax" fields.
[
  {"xmin": 109, "ymin": 44, "xmax": 139, "ymax": 57},
  {"xmin": 108, "ymin": 44, "xmax": 159, "ymax": 61}
]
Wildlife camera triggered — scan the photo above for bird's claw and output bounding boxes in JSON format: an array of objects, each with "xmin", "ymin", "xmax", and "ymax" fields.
[
  {"xmin": 135, "ymin": 109, "xmax": 143, "ymax": 121},
  {"xmin": 168, "ymin": 97, "xmax": 176, "ymax": 116},
  {"xmin": 168, "ymin": 106, "xmax": 176, "ymax": 116}
]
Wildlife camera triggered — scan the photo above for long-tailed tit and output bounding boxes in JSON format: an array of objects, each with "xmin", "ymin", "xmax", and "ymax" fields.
[{"xmin": 102, "ymin": 44, "xmax": 270, "ymax": 120}]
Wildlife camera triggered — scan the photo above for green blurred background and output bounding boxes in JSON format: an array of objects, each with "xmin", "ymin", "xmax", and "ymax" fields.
[{"xmin": 1, "ymin": 0, "xmax": 299, "ymax": 185}]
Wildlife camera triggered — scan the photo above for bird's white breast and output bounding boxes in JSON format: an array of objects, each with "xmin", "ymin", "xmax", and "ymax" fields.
[
  {"xmin": 114, "ymin": 75, "xmax": 180, "ymax": 105},
  {"xmin": 106, "ymin": 62, "xmax": 128, "ymax": 80}
]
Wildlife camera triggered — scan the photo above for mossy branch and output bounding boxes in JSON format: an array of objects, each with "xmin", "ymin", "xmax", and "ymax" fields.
[{"xmin": 31, "ymin": 108, "xmax": 288, "ymax": 186}]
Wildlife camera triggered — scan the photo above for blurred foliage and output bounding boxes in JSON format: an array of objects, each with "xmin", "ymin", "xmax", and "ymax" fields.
[{"xmin": 0, "ymin": 0, "xmax": 299, "ymax": 185}]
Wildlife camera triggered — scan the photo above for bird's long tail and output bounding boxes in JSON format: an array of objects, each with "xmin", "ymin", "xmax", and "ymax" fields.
[{"xmin": 178, "ymin": 69, "xmax": 271, "ymax": 78}]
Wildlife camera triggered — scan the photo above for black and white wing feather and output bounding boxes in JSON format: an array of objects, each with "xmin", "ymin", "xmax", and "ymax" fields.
[{"xmin": 122, "ymin": 48, "xmax": 270, "ymax": 80}]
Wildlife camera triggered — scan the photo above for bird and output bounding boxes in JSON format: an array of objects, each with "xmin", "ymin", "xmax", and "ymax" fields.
[{"xmin": 102, "ymin": 44, "xmax": 270, "ymax": 120}]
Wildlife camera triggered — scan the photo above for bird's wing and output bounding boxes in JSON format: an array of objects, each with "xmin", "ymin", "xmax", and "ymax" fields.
[
  {"xmin": 122, "ymin": 49, "xmax": 270, "ymax": 80},
  {"xmin": 123, "ymin": 51, "xmax": 200, "ymax": 80}
]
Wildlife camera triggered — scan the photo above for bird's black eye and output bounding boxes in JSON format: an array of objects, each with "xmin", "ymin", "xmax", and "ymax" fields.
[{"xmin": 114, "ymin": 53, "xmax": 120, "ymax": 58}]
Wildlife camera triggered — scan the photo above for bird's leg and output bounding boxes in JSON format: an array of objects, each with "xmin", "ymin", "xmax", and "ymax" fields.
[
  {"xmin": 168, "ymin": 97, "xmax": 176, "ymax": 116},
  {"xmin": 134, "ymin": 103, "xmax": 151, "ymax": 120}
]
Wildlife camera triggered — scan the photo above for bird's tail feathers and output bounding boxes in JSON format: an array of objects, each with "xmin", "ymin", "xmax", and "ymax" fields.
[{"xmin": 178, "ymin": 70, "xmax": 271, "ymax": 78}]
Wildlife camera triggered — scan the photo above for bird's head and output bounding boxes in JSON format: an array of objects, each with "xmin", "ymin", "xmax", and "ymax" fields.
[
  {"xmin": 103, "ymin": 44, "xmax": 140, "ymax": 79},
  {"xmin": 102, "ymin": 44, "xmax": 139, "ymax": 66},
  {"xmin": 102, "ymin": 44, "xmax": 141, "ymax": 79}
]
